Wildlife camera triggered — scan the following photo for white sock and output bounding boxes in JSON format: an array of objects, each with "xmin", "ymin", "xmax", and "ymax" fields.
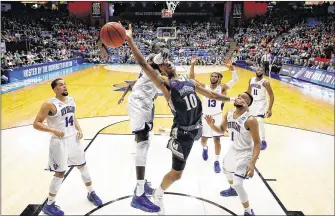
[
  {"xmin": 136, "ymin": 180, "xmax": 145, "ymax": 196},
  {"xmin": 244, "ymin": 206, "xmax": 252, "ymax": 214},
  {"xmin": 203, "ymin": 146, "xmax": 208, "ymax": 150},
  {"xmin": 47, "ymin": 196, "xmax": 55, "ymax": 205},
  {"xmin": 215, "ymin": 154, "xmax": 220, "ymax": 161},
  {"xmin": 86, "ymin": 184, "xmax": 94, "ymax": 194},
  {"xmin": 155, "ymin": 186, "xmax": 164, "ymax": 198}
]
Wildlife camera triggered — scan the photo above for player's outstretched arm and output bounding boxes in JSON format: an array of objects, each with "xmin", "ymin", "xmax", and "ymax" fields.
[
  {"xmin": 245, "ymin": 116, "xmax": 261, "ymax": 177},
  {"xmin": 118, "ymin": 80, "xmax": 136, "ymax": 105},
  {"xmin": 222, "ymin": 59, "xmax": 238, "ymax": 90},
  {"xmin": 193, "ymin": 80, "xmax": 234, "ymax": 102},
  {"xmin": 188, "ymin": 56, "xmax": 206, "ymax": 87},
  {"xmin": 33, "ymin": 101, "xmax": 64, "ymax": 138},
  {"xmin": 247, "ymin": 78, "xmax": 252, "ymax": 94},
  {"xmin": 263, "ymin": 80, "xmax": 274, "ymax": 118},
  {"xmin": 205, "ymin": 112, "xmax": 228, "ymax": 134},
  {"xmin": 124, "ymin": 24, "xmax": 170, "ymax": 101}
]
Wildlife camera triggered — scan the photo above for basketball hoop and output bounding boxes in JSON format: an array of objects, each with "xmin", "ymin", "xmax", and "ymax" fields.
[{"xmin": 161, "ymin": 1, "xmax": 179, "ymax": 18}]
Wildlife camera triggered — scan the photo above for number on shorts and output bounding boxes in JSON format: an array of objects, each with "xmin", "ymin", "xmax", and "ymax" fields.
[
  {"xmin": 183, "ymin": 94, "xmax": 198, "ymax": 111},
  {"xmin": 231, "ymin": 131, "xmax": 234, "ymax": 141},
  {"xmin": 253, "ymin": 89, "xmax": 258, "ymax": 95},
  {"xmin": 65, "ymin": 116, "xmax": 74, "ymax": 127},
  {"xmin": 208, "ymin": 99, "xmax": 216, "ymax": 107}
]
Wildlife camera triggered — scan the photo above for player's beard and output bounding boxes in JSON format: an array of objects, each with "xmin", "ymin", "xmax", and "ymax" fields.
[
  {"xmin": 256, "ymin": 73, "xmax": 263, "ymax": 78},
  {"xmin": 211, "ymin": 80, "xmax": 218, "ymax": 85},
  {"xmin": 62, "ymin": 92, "xmax": 68, "ymax": 96},
  {"xmin": 234, "ymin": 103, "xmax": 244, "ymax": 109}
]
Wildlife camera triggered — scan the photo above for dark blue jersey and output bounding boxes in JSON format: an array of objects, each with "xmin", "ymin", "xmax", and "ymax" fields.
[{"xmin": 168, "ymin": 75, "xmax": 203, "ymax": 127}]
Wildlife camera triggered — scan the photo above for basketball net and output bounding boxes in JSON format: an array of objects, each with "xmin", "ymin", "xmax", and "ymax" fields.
[{"xmin": 166, "ymin": 1, "xmax": 179, "ymax": 14}]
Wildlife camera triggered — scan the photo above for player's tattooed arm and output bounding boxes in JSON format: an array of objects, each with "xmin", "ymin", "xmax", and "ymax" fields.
[
  {"xmin": 193, "ymin": 80, "xmax": 234, "ymax": 102},
  {"xmin": 247, "ymin": 78, "xmax": 252, "ymax": 94},
  {"xmin": 33, "ymin": 101, "xmax": 64, "ymax": 138},
  {"xmin": 118, "ymin": 80, "xmax": 137, "ymax": 105},
  {"xmin": 245, "ymin": 116, "xmax": 261, "ymax": 177},
  {"xmin": 205, "ymin": 112, "xmax": 228, "ymax": 134},
  {"xmin": 188, "ymin": 56, "xmax": 206, "ymax": 87},
  {"xmin": 263, "ymin": 80, "xmax": 274, "ymax": 118},
  {"xmin": 125, "ymin": 24, "xmax": 170, "ymax": 101}
]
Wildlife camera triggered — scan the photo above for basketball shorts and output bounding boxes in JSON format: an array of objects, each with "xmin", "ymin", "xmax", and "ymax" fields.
[
  {"xmin": 47, "ymin": 134, "xmax": 86, "ymax": 173},
  {"xmin": 127, "ymin": 95, "xmax": 154, "ymax": 133},
  {"xmin": 249, "ymin": 99, "xmax": 268, "ymax": 118},
  {"xmin": 202, "ymin": 113, "xmax": 223, "ymax": 138},
  {"xmin": 167, "ymin": 123, "xmax": 202, "ymax": 171},
  {"xmin": 223, "ymin": 145, "xmax": 252, "ymax": 179}
]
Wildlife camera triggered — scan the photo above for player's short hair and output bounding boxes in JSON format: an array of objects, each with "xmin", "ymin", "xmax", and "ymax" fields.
[
  {"xmin": 51, "ymin": 78, "xmax": 63, "ymax": 89},
  {"xmin": 244, "ymin": 91, "xmax": 253, "ymax": 107},
  {"xmin": 211, "ymin": 72, "xmax": 222, "ymax": 79}
]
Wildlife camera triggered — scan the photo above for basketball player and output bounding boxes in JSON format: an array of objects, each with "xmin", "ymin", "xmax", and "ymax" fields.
[
  {"xmin": 117, "ymin": 42, "xmax": 166, "ymax": 105},
  {"xmin": 124, "ymin": 24, "xmax": 242, "ymax": 215},
  {"xmin": 205, "ymin": 92, "xmax": 261, "ymax": 216},
  {"xmin": 189, "ymin": 56, "xmax": 238, "ymax": 173},
  {"xmin": 126, "ymin": 44, "xmax": 170, "ymax": 213},
  {"xmin": 247, "ymin": 67, "xmax": 274, "ymax": 150},
  {"xmin": 33, "ymin": 78, "xmax": 102, "ymax": 216}
]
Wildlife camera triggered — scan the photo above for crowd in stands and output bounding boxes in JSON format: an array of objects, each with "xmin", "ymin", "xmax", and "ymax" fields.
[
  {"xmin": 234, "ymin": 7, "xmax": 335, "ymax": 73},
  {"xmin": 1, "ymin": 5, "xmax": 334, "ymax": 82}
]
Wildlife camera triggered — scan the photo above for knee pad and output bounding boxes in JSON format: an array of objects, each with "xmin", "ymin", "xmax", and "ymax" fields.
[
  {"xmin": 79, "ymin": 165, "xmax": 92, "ymax": 184},
  {"xmin": 135, "ymin": 130, "xmax": 149, "ymax": 143},
  {"xmin": 136, "ymin": 140, "xmax": 150, "ymax": 166},
  {"xmin": 49, "ymin": 176, "xmax": 63, "ymax": 195},
  {"xmin": 232, "ymin": 176, "xmax": 249, "ymax": 203}
]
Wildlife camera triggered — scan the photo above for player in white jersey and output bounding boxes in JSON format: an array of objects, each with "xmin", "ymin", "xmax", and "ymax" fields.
[
  {"xmin": 205, "ymin": 92, "xmax": 261, "ymax": 216},
  {"xmin": 189, "ymin": 56, "xmax": 239, "ymax": 173},
  {"xmin": 247, "ymin": 67, "xmax": 274, "ymax": 150},
  {"xmin": 124, "ymin": 43, "xmax": 170, "ymax": 213},
  {"xmin": 33, "ymin": 78, "xmax": 102, "ymax": 216}
]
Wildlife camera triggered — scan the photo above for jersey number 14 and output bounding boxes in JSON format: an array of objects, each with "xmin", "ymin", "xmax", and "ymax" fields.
[{"xmin": 65, "ymin": 116, "xmax": 74, "ymax": 127}]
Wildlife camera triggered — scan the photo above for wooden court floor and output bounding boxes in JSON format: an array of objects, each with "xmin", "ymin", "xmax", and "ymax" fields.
[
  {"xmin": 1, "ymin": 65, "xmax": 334, "ymax": 215},
  {"xmin": 2, "ymin": 65, "xmax": 334, "ymax": 135}
]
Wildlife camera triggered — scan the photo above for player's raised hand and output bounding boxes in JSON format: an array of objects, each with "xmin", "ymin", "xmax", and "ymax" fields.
[
  {"xmin": 246, "ymin": 163, "xmax": 255, "ymax": 178},
  {"xmin": 125, "ymin": 24, "xmax": 133, "ymax": 40},
  {"xmin": 52, "ymin": 128, "xmax": 64, "ymax": 139},
  {"xmin": 191, "ymin": 55, "xmax": 197, "ymax": 65},
  {"xmin": 204, "ymin": 115, "xmax": 215, "ymax": 127}
]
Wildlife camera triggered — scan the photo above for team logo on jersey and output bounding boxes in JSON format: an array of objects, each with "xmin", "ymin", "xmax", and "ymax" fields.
[{"xmin": 112, "ymin": 80, "xmax": 163, "ymax": 96}]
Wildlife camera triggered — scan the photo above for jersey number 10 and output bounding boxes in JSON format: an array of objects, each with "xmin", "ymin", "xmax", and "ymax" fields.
[
  {"xmin": 183, "ymin": 94, "xmax": 198, "ymax": 111},
  {"xmin": 65, "ymin": 116, "xmax": 74, "ymax": 127}
]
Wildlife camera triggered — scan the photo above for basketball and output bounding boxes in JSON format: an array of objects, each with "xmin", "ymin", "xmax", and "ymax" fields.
[{"xmin": 100, "ymin": 22, "xmax": 126, "ymax": 48}]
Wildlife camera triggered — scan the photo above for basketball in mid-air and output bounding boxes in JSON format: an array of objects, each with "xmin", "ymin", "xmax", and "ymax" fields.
[{"xmin": 100, "ymin": 22, "xmax": 126, "ymax": 48}]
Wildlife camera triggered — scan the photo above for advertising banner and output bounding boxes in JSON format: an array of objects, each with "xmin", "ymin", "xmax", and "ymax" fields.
[
  {"xmin": 7, "ymin": 58, "xmax": 87, "ymax": 83},
  {"xmin": 280, "ymin": 64, "xmax": 334, "ymax": 89}
]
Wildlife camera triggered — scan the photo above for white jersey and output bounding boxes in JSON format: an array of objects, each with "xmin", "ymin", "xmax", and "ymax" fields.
[
  {"xmin": 227, "ymin": 110, "xmax": 253, "ymax": 151},
  {"xmin": 131, "ymin": 69, "xmax": 160, "ymax": 101},
  {"xmin": 47, "ymin": 96, "xmax": 76, "ymax": 138},
  {"xmin": 250, "ymin": 77, "xmax": 267, "ymax": 101},
  {"xmin": 202, "ymin": 85, "xmax": 223, "ymax": 115}
]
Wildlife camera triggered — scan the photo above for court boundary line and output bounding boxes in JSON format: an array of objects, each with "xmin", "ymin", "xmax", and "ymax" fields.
[
  {"xmin": 19, "ymin": 117, "xmax": 306, "ymax": 216},
  {"xmin": 3, "ymin": 115, "xmax": 334, "ymax": 136}
]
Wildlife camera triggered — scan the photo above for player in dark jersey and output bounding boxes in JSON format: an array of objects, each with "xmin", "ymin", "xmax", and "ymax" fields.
[{"xmin": 124, "ymin": 24, "xmax": 246, "ymax": 214}]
